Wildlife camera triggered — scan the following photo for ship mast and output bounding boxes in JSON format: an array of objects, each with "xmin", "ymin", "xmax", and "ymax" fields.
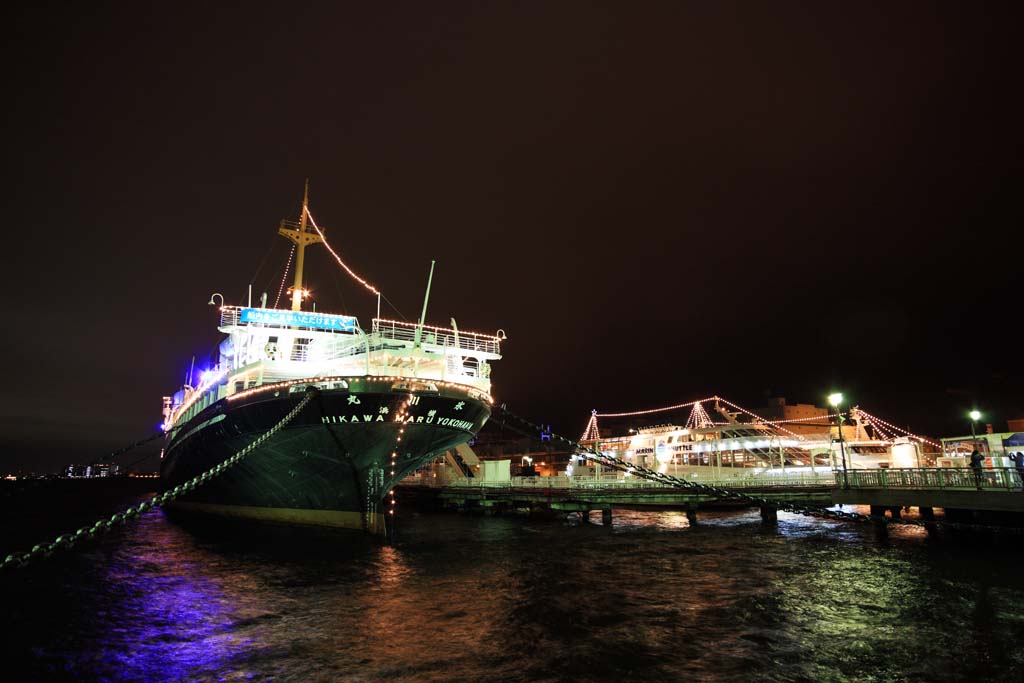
[{"xmin": 277, "ymin": 180, "xmax": 324, "ymax": 311}]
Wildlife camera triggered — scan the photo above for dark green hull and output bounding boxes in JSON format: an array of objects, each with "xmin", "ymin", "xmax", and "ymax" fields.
[{"xmin": 160, "ymin": 377, "xmax": 491, "ymax": 533}]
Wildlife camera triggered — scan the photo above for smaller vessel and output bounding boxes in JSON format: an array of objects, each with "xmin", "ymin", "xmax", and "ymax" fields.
[{"xmin": 576, "ymin": 401, "xmax": 924, "ymax": 479}]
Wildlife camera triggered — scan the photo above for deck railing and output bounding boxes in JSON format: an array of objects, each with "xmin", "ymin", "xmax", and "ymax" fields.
[
  {"xmin": 372, "ymin": 318, "xmax": 501, "ymax": 356},
  {"xmin": 841, "ymin": 467, "xmax": 1023, "ymax": 491}
]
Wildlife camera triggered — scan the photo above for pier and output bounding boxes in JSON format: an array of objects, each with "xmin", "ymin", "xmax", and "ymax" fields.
[
  {"xmin": 404, "ymin": 473, "xmax": 834, "ymax": 523},
  {"xmin": 402, "ymin": 465, "xmax": 1024, "ymax": 530}
]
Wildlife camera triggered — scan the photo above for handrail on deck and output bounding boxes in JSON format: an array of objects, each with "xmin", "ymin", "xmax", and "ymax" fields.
[{"xmin": 372, "ymin": 318, "xmax": 501, "ymax": 356}]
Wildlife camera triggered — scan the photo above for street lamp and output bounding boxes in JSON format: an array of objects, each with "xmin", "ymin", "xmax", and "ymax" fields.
[
  {"xmin": 969, "ymin": 410, "xmax": 982, "ymax": 451},
  {"xmin": 829, "ymin": 392, "xmax": 849, "ymax": 489}
]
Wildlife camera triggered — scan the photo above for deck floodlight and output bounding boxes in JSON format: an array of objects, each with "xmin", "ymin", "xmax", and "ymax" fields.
[
  {"xmin": 828, "ymin": 392, "xmax": 843, "ymax": 407},
  {"xmin": 969, "ymin": 410, "xmax": 981, "ymax": 421}
]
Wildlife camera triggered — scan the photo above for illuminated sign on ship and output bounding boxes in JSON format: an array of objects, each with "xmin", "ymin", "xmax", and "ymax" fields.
[{"xmin": 239, "ymin": 308, "xmax": 359, "ymax": 332}]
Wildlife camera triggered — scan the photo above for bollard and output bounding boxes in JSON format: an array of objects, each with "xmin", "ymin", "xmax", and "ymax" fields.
[
  {"xmin": 889, "ymin": 506, "xmax": 902, "ymax": 520},
  {"xmin": 760, "ymin": 505, "xmax": 778, "ymax": 523},
  {"xmin": 920, "ymin": 506, "xmax": 935, "ymax": 521},
  {"xmin": 601, "ymin": 508, "xmax": 613, "ymax": 525},
  {"xmin": 685, "ymin": 508, "xmax": 698, "ymax": 525}
]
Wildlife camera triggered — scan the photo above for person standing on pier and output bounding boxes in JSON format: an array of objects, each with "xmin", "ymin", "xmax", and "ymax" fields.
[
  {"xmin": 969, "ymin": 449, "xmax": 985, "ymax": 490},
  {"xmin": 1009, "ymin": 453, "xmax": 1024, "ymax": 492}
]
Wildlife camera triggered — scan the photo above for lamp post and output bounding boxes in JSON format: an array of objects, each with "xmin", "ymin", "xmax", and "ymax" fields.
[
  {"xmin": 969, "ymin": 410, "xmax": 981, "ymax": 451},
  {"xmin": 829, "ymin": 393, "xmax": 848, "ymax": 489}
]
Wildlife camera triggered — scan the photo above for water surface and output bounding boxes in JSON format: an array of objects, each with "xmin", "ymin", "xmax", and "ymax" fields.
[{"xmin": 4, "ymin": 501, "xmax": 1024, "ymax": 682}]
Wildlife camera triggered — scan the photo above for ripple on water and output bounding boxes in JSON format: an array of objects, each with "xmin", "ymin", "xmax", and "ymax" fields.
[{"xmin": 3, "ymin": 506, "xmax": 1024, "ymax": 682}]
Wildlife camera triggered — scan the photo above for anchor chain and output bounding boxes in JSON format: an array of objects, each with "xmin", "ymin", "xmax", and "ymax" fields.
[
  {"xmin": 1, "ymin": 390, "xmax": 316, "ymax": 572},
  {"xmin": 494, "ymin": 406, "xmax": 1021, "ymax": 534}
]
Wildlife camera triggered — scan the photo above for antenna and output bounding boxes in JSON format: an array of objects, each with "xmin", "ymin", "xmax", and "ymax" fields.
[
  {"xmin": 413, "ymin": 260, "xmax": 436, "ymax": 348},
  {"xmin": 277, "ymin": 179, "xmax": 324, "ymax": 311}
]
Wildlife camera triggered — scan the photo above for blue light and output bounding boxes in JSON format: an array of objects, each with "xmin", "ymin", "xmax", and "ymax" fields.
[{"xmin": 239, "ymin": 307, "xmax": 358, "ymax": 332}]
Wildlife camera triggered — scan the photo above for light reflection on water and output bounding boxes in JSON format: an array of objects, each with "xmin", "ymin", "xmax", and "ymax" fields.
[{"xmin": 4, "ymin": 505, "xmax": 1024, "ymax": 682}]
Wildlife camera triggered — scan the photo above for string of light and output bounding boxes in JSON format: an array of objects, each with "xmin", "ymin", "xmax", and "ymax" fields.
[
  {"xmin": 581, "ymin": 411, "xmax": 600, "ymax": 441},
  {"xmin": 596, "ymin": 396, "xmax": 717, "ymax": 418},
  {"xmin": 686, "ymin": 402, "xmax": 714, "ymax": 429},
  {"xmin": 304, "ymin": 207, "xmax": 380, "ymax": 296},
  {"xmin": 388, "ymin": 394, "xmax": 414, "ymax": 521},
  {"xmin": 855, "ymin": 408, "xmax": 941, "ymax": 448},
  {"xmin": 712, "ymin": 397, "xmax": 803, "ymax": 438},
  {"xmin": 770, "ymin": 414, "xmax": 834, "ymax": 424},
  {"xmin": 273, "ymin": 245, "xmax": 296, "ymax": 308}
]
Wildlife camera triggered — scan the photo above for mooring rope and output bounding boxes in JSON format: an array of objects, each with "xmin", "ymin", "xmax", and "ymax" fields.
[{"xmin": 1, "ymin": 390, "xmax": 316, "ymax": 571}]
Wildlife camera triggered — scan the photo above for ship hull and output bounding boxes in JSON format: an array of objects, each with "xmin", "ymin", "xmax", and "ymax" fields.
[{"xmin": 160, "ymin": 378, "xmax": 491, "ymax": 534}]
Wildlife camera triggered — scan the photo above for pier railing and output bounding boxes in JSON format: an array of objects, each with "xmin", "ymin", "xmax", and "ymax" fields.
[
  {"xmin": 842, "ymin": 467, "xmax": 1023, "ymax": 491},
  {"xmin": 436, "ymin": 472, "xmax": 836, "ymax": 490}
]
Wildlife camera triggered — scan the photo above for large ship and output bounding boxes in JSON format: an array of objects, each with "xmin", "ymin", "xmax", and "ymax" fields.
[{"xmin": 159, "ymin": 185, "xmax": 503, "ymax": 533}]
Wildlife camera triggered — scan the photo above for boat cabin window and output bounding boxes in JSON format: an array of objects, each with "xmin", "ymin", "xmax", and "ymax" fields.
[{"xmin": 290, "ymin": 337, "xmax": 312, "ymax": 361}]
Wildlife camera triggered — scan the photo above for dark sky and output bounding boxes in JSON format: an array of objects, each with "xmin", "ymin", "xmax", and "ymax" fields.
[{"xmin": 3, "ymin": 2, "xmax": 1021, "ymax": 473}]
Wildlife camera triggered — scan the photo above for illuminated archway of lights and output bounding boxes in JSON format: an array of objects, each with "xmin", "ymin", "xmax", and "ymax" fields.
[
  {"xmin": 593, "ymin": 395, "xmax": 939, "ymax": 446},
  {"xmin": 273, "ymin": 244, "xmax": 296, "ymax": 308},
  {"xmin": 304, "ymin": 207, "xmax": 380, "ymax": 296}
]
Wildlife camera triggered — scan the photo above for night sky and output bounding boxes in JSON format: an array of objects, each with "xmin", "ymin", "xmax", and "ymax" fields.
[{"xmin": 4, "ymin": 2, "xmax": 1021, "ymax": 473}]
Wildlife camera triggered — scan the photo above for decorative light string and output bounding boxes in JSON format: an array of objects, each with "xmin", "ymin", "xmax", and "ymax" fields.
[
  {"xmin": 711, "ymin": 397, "xmax": 803, "ymax": 438},
  {"xmin": 596, "ymin": 396, "xmax": 717, "ymax": 418},
  {"xmin": 591, "ymin": 395, "xmax": 941, "ymax": 450},
  {"xmin": 273, "ymin": 245, "xmax": 296, "ymax": 309},
  {"xmin": 867, "ymin": 419, "xmax": 894, "ymax": 441},
  {"xmin": 224, "ymin": 375, "xmax": 492, "ymax": 405},
  {"xmin": 770, "ymin": 414, "xmax": 835, "ymax": 424},
  {"xmin": 388, "ymin": 393, "xmax": 414, "ymax": 520},
  {"xmin": 855, "ymin": 408, "xmax": 942, "ymax": 448},
  {"xmin": 304, "ymin": 207, "xmax": 380, "ymax": 296},
  {"xmin": 685, "ymin": 401, "xmax": 715, "ymax": 429},
  {"xmin": 581, "ymin": 411, "xmax": 600, "ymax": 441}
]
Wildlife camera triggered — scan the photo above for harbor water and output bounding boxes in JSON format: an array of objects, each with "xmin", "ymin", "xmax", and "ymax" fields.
[{"xmin": 4, "ymin": 490, "xmax": 1024, "ymax": 682}]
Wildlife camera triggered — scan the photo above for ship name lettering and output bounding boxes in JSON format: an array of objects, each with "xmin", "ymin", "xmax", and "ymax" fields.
[{"xmin": 437, "ymin": 417, "xmax": 474, "ymax": 430}]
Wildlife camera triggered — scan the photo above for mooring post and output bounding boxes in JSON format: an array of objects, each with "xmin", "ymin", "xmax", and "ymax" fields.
[
  {"xmin": 760, "ymin": 505, "xmax": 778, "ymax": 523},
  {"xmin": 601, "ymin": 508, "xmax": 613, "ymax": 526},
  {"xmin": 685, "ymin": 507, "xmax": 698, "ymax": 525},
  {"xmin": 889, "ymin": 506, "xmax": 902, "ymax": 520},
  {"xmin": 920, "ymin": 506, "xmax": 935, "ymax": 521}
]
